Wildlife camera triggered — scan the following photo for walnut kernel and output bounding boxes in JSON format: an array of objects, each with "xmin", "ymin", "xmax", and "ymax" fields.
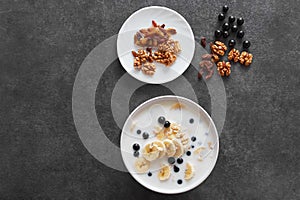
[
  {"xmin": 228, "ymin": 48, "xmax": 240, "ymax": 62},
  {"xmin": 217, "ymin": 61, "xmax": 231, "ymax": 77}
]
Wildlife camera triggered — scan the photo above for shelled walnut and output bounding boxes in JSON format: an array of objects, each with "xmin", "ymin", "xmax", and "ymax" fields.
[
  {"xmin": 217, "ymin": 61, "xmax": 231, "ymax": 77},
  {"xmin": 154, "ymin": 51, "xmax": 177, "ymax": 66},
  {"xmin": 142, "ymin": 62, "xmax": 156, "ymax": 75},
  {"xmin": 211, "ymin": 54, "xmax": 220, "ymax": 63},
  {"xmin": 239, "ymin": 51, "xmax": 253, "ymax": 66},
  {"xmin": 132, "ymin": 49, "xmax": 152, "ymax": 70},
  {"xmin": 228, "ymin": 48, "xmax": 240, "ymax": 62},
  {"xmin": 210, "ymin": 41, "xmax": 227, "ymax": 56}
]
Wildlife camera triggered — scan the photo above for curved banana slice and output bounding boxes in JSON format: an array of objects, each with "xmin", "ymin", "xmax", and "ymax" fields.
[
  {"xmin": 158, "ymin": 164, "xmax": 171, "ymax": 181},
  {"xmin": 163, "ymin": 139, "xmax": 176, "ymax": 157},
  {"xmin": 153, "ymin": 140, "xmax": 166, "ymax": 158},
  {"xmin": 142, "ymin": 142, "xmax": 160, "ymax": 161},
  {"xmin": 184, "ymin": 162, "xmax": 195, "ymax": 180},
  {"xmin": 172, "ymin": 139, "xmax": 184, "ymax": 158},
  {"xmin": 134, "ymin": 157, "xmax": 150, "ymax": 173}
]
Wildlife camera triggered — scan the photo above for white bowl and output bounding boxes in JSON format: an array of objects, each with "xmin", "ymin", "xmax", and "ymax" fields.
[{"xmin": 117, "ymin": 6, "xmax": 195, "ymax": 84}]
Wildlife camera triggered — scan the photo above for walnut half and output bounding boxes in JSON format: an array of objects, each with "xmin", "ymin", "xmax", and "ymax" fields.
[
  {"xmin": 217, "ymin": 61, "xmax": 231, "ymax": 77},
  {"xmin": 228, "ymin": 48, "xmax": 240, "ymax": 63},
  {"xmin": 239, "ymin": 51, "xmax": 253, "ymax": 66},
  {"xmin": 210, "ymin": 41, "xmax": 227, "ymax": 56}
]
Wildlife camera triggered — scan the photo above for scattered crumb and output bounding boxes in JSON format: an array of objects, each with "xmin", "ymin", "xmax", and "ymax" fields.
[{"xmin": 170, "ymin": 102, "xmax": 185, "ymax": 110}]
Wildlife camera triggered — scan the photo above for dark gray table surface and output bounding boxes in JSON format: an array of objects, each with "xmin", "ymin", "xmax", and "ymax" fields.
[{"xmin": 1, "ymin": 0, "xmax": 299, "ymax": 199}]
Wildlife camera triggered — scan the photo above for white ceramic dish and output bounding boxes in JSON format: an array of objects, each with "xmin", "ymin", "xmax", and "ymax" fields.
[
  {"xmin": 117, "ymin": 6, "xmax": 195, "ymax": 84},
  {"xmin": 120, "ymin": 96, "xmax": 219, "ymax": 194}
]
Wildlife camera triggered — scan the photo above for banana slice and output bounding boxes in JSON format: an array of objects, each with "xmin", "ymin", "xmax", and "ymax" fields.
[
  {"xmin": 153, "ymin": 140, "xmax": 166, "ymax": 158},
  {"xmin": 134, "ymin": 157, "xmax": 150, "ymax": 173},
  {"xmin": 163, "ymin": 139, "xmax": 176, "ymax": 157},
  {"xmin": 142, "ymin": 142, "xmax": 160, "ymax": 161},
  {"xmin": 172, "ymin": 139, "xmax": 184, "ymax": 158},
  {"xmin": 158, "ymin": 164, "xmax": 171, "ymax": 181},
  {"xmin": 184, "ymin": 162, "xmax": 195, "ymax": 180}
]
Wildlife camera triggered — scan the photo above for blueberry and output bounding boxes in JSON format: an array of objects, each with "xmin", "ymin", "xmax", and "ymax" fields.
[
  {"xmin": 186, "ymin": 151, "xmax": 191, "ymax": 156},
  {"xmin": 228, "ymin": 16, "xmax": 235, "ymax": 23},
  {"xmin": 223, "ymin": 5, "xmax": 229, "ymax": 13},
  {"xmin": 191, "ymin": 136, "xmax": 196, "ymax": 142},
  {"xmin": 222, "ymin": 22, "xmax": 230, "ymax": 31},
  {"xmin": 177, "ymin": 179, "xmax": 183, "ymax": 184},
  {"xmin": 228, "ymin": 39, "xmax": 236, "ymax": 48},
  {"xmin": 164, "ymin": 121, "xmax": 171, "ymax": 128},
  {"xmin": 237, "ymin": 17, "xmax": 244, "ymax": 26},
  {"xmin": 218, "ymin": 13, "xmax": 225, "ymax": 21},
  {"xmin": 177, "ymin": 158, "xmax": 183, "ymax": 164},
  {"xmin": 148, "ymin": 172, "xmax": 152, "ymax": 176},
  {"xmin": 158, "ymin": 116, "xmax": 165, "ymax": 124},
  {"xmin": 142, "ymin": 132, "xmax": 149, "ymax": 139},
  {"xmin": 214, "ymin": 30, "xmax": 223, "ymax": 38},
  {"xmin": 133, "ymin": 151, "xmax": 139, "ymax": 157},
  {"xmin": 168, "ymin": 157, "xmax": 175, "ymax": 164},
  {"xmin": 189, "ymin": 118, "xmax": 194, "ymax": 124},
  {"xmin": 191, "ymin": 145, "xmax": 195, "ymax": 148},
  {"xmin": 237, "ymin": 30, "xmax": 245, "ymax": 38},
  {"xmin": 231, "ymin": 25, "xmax": 238, "ymax": 32},
  {"xmin": 132, "ymin": 143, "xmax": 140, "ymax": 151},
  {"xmin": 223, "ymin": 30, "xmax": 230, "ymax": 38},
  {"xmin": 136, "ymin": 130, "xmax": 141, "ymax": 135},
  {"xmin": 173, "ymin": 165, "xmax": 180, "ymax": 173},
  {"xmin": 243, "ymin": 40, "xmax": 251, "ymax": 48}
]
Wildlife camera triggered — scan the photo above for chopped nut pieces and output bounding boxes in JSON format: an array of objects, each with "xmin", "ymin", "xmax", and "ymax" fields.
[
  {"xmin": 239, "ymin": 51, "xmax": 253, "ymax": 66},
  {"xmin": 228, "ymin": 48, "xmax": 240, "ymax": 62},
  {"xmin": 210, "ymin": 41, "xmax": 227, "ymax": 56},
  {"xmin": 217, "ymin": 61, "xmax": 231, "ymax": 76}
]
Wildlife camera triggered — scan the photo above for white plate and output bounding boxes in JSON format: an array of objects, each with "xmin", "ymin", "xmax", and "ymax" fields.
[
  {"xmin": 117, "ymin": 6, "xmax": 195, "ymax": 84},
  {"xmin": 120, "ymin": 96, "xmax": 219, "ymax": 194}
]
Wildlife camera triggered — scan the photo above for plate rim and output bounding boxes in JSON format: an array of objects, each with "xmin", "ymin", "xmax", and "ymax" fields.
[
  {"xmin": 117, "ymin": 6, "xmax": 195, "ymax": 84},
  {"xmin": 120, "ymin": 95, "xmax": 219, "ymax": 194}
]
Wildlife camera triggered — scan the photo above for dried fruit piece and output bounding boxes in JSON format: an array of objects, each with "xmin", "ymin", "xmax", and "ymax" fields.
[
  {"xmin": 217, "ymin": 61, "xmax": 231, "ymax": 77},
  {"xmin": 200, "ymin": 37, "xmax": 206, "ymax": 48},
  {"xmin": 228, "ymin": 48, "xmax": 240, "ymax": 62}
]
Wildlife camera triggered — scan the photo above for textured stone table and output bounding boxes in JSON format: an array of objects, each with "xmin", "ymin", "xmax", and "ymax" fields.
[{"xmin": 1, "ymin": 0, "xmax": 299, "ymax": 199}]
